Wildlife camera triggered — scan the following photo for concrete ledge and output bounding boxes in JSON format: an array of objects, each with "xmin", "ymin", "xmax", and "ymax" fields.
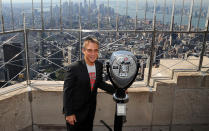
[
  {"xmin": 0, "ymin": 91, "xmax": 32, "ymax": 131},
  {"xmin": 0, "ymin": 71, "xmax": 209, "ymax": 131},
  {"xmin": 176, "ymin": 72, "xmax": 209, "ymax": 89},
  {"xmin": 171, "ymin": 124, "xmax": 209, "ymax": 131}
]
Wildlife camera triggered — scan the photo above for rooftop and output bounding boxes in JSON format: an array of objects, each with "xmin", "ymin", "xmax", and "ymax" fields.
[{"xmin": 0, "ymin": 0, "xmax": 209, "ymax": 130}]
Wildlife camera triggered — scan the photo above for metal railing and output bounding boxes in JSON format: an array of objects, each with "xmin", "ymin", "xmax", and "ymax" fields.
[{"xmin": 0, "ymin": 0, "xmax": 208, "ymax": 92}]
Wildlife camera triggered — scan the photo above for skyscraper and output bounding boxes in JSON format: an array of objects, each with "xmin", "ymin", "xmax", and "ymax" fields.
[
  {"xmin": 3, "ymin": 42, "xmax": 24, "ymax": 81},
  {"xmin": 67, "ymin": 46, "xmax": 73, "ymax": 65},
  {"xmin": 94, "ymin": 0, "xmax": 96, "ymax": 6},
  {"xmin": 93, "ymin": 0, "xmax": 97, "ymax": 8},
  {"xmin": 84, "ymin": 0, "xmax": 87, "ymax": 8}
]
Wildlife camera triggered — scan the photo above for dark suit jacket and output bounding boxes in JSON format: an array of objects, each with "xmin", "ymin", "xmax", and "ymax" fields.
[{"xmin": 63, "ymin": 60, "xmax": 115, "ymax": 122}]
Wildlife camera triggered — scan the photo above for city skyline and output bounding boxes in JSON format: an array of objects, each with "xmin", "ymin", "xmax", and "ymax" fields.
[
  {"xmin": 0, "ymin": 0, "xmax": 208, "ymax": 84},
  {"xmin": 1, "ymin": 0, "xmax": 208, "ymax": 29},
  {"xmin": 2, "ymin": 0, "xmax": 209, "ymax": 6}
]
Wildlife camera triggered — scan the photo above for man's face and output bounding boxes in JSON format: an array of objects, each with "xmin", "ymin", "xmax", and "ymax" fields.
[{"xmin": 82, "ymin": 42, "xmax": 99, "ymax": 65}]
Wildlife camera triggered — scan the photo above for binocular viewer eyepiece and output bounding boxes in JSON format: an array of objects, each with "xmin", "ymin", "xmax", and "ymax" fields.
[{"xmin": 106, "ymin": 50, "xmax": 139, "ymax": 91}]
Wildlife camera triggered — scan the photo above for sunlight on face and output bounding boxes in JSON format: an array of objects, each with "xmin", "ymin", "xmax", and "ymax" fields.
[{"xmin": 83, "ymin": 42, "xmax": 99, "ymax": 65}]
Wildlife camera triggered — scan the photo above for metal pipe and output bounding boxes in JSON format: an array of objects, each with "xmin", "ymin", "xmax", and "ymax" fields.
[
  {"xmin": 107, "ymin": 0, "xmax": 110, "ymax": 26},
  {"xmin": 187, "ymin": 0, "xmax": 194, "ymax": 32},
  {"xmin": 196, "ymin": 0, "xmax": 203, "ymax": 31},
  {"xmin": 41, "ymin": 0, "xmax": 44, "ymax": 31},
  {"xmin": 26, "ymin": 28, "xmax": 208, "ymax": 34},
  {"xmin": 23, "ymin": 15, "xmax": 31, "ymax": 86},
  {"xmin": 152, "ymin": 0, "xmax": 157, "ymax": 29},
  {"xmin": 69, "ymin": 0, "xmax": 72, "ymax": 28},
  {"xmin": 162, "ymin": 0, "xmax": 166, "ymax": 30},
  {"xmin": 198, "ymin": 6, "xmax": 209, "ymax": 71},
  {"xmin": 116, "ymin": 0, "xmax": 119, "ymax": 32},
  {"xmin": 126, "ymin": 0, "xmax": 128, "ymax": 29},
  {"xmin": 88, "ymin": 0, "xmax": 91, "ymax": 26},
  {"xmin": 32, "ymin": 0, "xmax": 35, "ymax": 28},
  {"xmin": 60, "ymin": 0, "xmax": 63, "ymax": 31},
  {"xmin": 144, "ymin": 0, "xmax": 147, "ymax": 23},
  {"xmin": 79, "ymin": 0, "xmax": 81, "ymax": 29},
  {"xmin": 0, "ymin": 0, "xmax": 4, "ymax": 32},
  {"xmin": 79, "ymin": 31, "xmax": 82, "ymax": 60},
  {"xmin": 50, "ymin": 0, "xmax": 52, "ymax": 25},
  {"xmin": 170, "ymin": 0, "xmax": 175, "ymax": 32},
  {"xmin": 147, "ymin": 0, "xmax": 157, "ymax": 87},
  {"xmin": 169, "ymin": 0, "xmax": 175, "ymax": 46},
  {"xmin": 116, "ymin": 15, "xmax": 119, "ymax": 32},
  {"xmin": 180, "ymin": 0, "xmax": 184, "ymax": 31},
  {"xmin": 79, "ymin": 0, "xmax": 82, "ymax": 60},
  {"xmin": 23, "ymin": 19, "xmax": 34, "ymax": 131},
  {"xmin": 10, "ymin": 0, "xmax": 14, "ymax": 30},
  {"xmin": 206, "ymin": 6, "xmax": 209, "ymax": 31},
  {"xmin": 135, "ymin": 0, "xmax": 138, "ymax": 30},
  {"xmin": 97, "ymin": 0, "xmax": 100, "ymax": 31},
  {"xmin": 0, "ymin": 29, "xmax": 23, "ymax": 35}
]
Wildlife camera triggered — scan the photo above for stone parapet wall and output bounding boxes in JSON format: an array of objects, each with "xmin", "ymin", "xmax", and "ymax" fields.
[{"xmin": 0, "ymin": 72, "xmax": 209, "ymax": 131}]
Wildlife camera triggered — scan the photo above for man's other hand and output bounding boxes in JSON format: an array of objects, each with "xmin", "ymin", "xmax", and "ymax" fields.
[{"xmin": 66, "ymin": 114, "xmax": 77, "ymax": 125}]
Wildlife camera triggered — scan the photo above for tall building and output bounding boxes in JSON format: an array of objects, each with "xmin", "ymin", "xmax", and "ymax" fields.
[
  {"xmin": 84, "ymin": 0, "xmax": 87, "ymax": 8},
  {"xmin": 3, "ymin": 42, "xmax": 24, "ymax": 81},
  {"xmin": 94, "ymin": 0, "xmax": 96, "ymax": 6},
  {"xmin": 68, "ymin": 46, "xmax": 73, "ymax": 65},
  {"xmin": 92, "ymin": 0, "xmax": 97, "ymax": 9}
]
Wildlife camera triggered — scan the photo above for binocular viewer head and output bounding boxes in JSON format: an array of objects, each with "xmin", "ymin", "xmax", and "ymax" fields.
[{"xmin": 106, "ymin": 51, "xmax": 139, "ymax": 90}]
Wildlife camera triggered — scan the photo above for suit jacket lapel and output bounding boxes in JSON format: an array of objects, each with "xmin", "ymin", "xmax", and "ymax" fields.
[
  {"xmin": 94, "ymin": 60, "xmax": 99, "ymax": 89},
  {"xmin": 80, "ymin": 60, "xmax": 91, "ymax": 89}
]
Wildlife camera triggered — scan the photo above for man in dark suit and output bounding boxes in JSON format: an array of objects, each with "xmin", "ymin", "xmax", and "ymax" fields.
[{"xmin": 63, "ymin": 37, "xmax": 115, "ymax": 131}]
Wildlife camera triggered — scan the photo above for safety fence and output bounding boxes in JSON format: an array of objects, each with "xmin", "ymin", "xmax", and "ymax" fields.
[{"xmin": 0, "ymin": 0, "xmax": 208, "ymax": 95}]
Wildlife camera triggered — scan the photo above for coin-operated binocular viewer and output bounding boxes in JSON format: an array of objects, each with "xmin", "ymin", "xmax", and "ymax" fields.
[{"xmin": 102, "ymin": 51, "xmax": 139, "ymax": 131}]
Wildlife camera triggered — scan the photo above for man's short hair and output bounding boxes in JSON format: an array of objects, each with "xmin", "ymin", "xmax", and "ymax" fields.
[{"xmin": 83, "ymin": 37, "xmax": 99, "ymax": 49}]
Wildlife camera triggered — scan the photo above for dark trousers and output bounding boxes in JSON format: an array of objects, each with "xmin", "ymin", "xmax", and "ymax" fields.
[
  {"xmin": 66, "ymin": 104, "xmax": 96, "ymax": 131},
  {"xmin": 66, "ymin": 120, "xmax": 93, "ymax": 131}
]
